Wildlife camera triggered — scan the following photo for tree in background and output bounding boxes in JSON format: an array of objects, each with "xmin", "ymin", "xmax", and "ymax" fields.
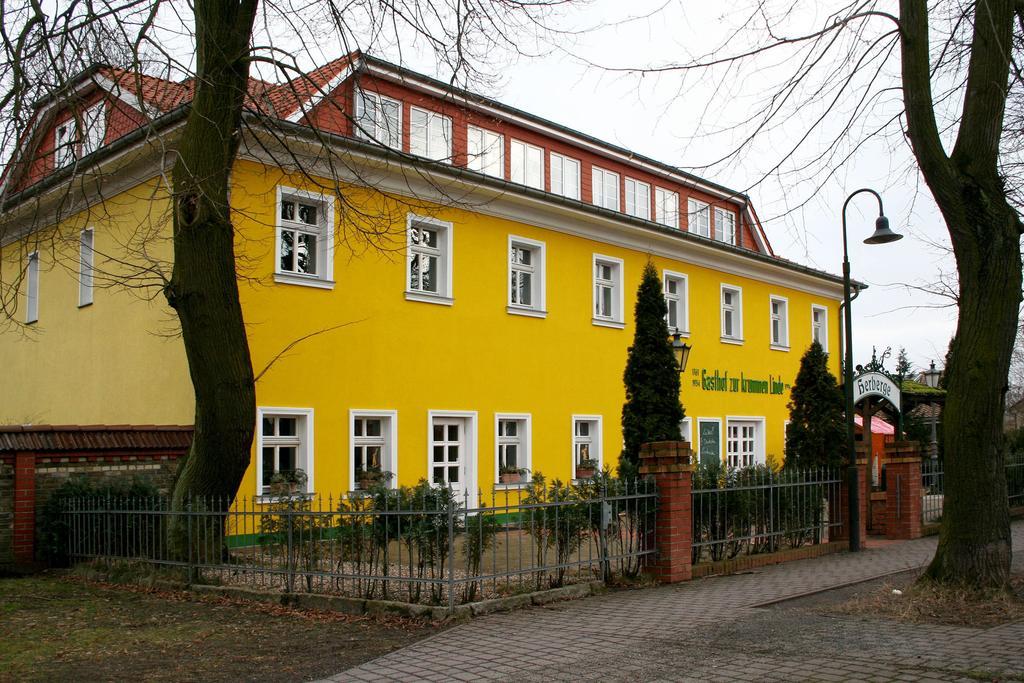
[
  {"xmin": 619, "ymin": 262, "xmax": 684, "ymax": 477},
  {"xmin": 785, "ymin": 342, "xmax": 845, "ymax": 470}
]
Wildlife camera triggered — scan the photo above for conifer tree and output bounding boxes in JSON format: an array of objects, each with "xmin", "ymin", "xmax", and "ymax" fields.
[
  {"xmin": 785, "ymin": 341, "xmax": 845, "ymax": 470},
  {"xmin": 620, "ymin": 262, "xmax": 685, "ymax": 475}
]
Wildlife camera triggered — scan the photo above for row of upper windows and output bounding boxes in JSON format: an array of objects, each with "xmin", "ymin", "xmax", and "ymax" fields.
[
  {"xmin": 20, "ymin": 195, "xmax": 828, "ymax": 356},
  {"xmin": 353, "ymin": 89, "xmax": 742, "ymax": 246},
  {"xmin": 257, "ymin": 408, "xmax": 605, "ymax": 496},
  {"xmin": 273, "ymin": 187, "xmax": 831, "ymax": 352},
  {"xmin": 20, "ymin": 229, "xmax": 94, "ymax": 323}
]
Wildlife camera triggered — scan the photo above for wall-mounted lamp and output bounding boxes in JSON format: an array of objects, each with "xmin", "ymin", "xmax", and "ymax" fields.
[{"xmin": 672, "ymin": 332, "xmax": 692, "ymax": 374}]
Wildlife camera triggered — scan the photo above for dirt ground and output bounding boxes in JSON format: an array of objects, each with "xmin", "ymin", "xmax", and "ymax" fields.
[
  {"xmin": 0, "ymin": 572, "xmax": 438, "ymax": 682},
  {"xmin": 817, "ymin": 570, "xmax": 1024, "ymax": 627}
]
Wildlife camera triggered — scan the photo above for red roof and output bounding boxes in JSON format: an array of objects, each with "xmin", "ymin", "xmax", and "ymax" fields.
[
  {"xmin": 0, "ymin": 425, "xmax": 193, "ymax": 452},
  {"xmin": 96, "ymin": 53, "xmax": 360, "ymax": 119},
  {"xmin": 853, "ymin": 415, "xmax": 895, "ymax": 435}
]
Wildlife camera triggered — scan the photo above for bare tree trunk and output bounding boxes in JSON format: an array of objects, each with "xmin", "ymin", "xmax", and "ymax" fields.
[
  {"xmin": 901, "ymin": 0, "xmax": 1022, "ymax": 588},
  {"xmin": 165, "ymin": 0, "xmax": 259, "ymax": 548}
]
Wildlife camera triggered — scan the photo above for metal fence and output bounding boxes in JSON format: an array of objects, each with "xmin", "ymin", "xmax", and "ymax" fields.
[
  {"xmin": 1009, "ymin": 453, "xmax": 1024, "ymax": 509},
  {"xmin": 921, "ymin": 458, "xmax": 944, "ymax": 525},
  {"xmin": 57, "ymin": 476, "xmax": 656, "ymax": 612},
  {"xmin": 921, "ymin": 454, "xmax": 1024, "ymax": 526},
  {"xmin": 691, "ymin": 465, "xmax": 841, "ymax": 564}
]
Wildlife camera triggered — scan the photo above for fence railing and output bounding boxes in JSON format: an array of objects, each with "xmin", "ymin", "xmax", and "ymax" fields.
[
  {"xmin": 691, "ymin": 465, "xmax": 841, "ymax": 564},
  {"xmin": 921, "ymin": 458, "xmax": 944, "ymax": 525},
  {"xmin": 58, "ymin": 476, "xmax": 656, "ymax": 611},
  {"xmin": 1009, "ymin": 453, "xmax": 1024, "ymax": 509},
  {"xmin": 921, "ymin": 453, "xmax": 1024, "ymax": 526}
]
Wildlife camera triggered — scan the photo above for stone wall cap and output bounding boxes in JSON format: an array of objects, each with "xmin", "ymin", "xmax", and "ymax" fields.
[{"xmin": 0, "ymin": 425, "xmax": 194, "ymax": 453}]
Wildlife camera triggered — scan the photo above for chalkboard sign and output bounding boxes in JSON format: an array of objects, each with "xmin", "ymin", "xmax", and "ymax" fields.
[{"xmin": 698, "ymin": 420, "xmax": 721, "ymax": 464}]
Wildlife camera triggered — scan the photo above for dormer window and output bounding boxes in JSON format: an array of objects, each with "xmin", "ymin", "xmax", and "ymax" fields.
[
  {"xmin": 354, "ymin": 89, "xmax": 402, "ymax": 149},
  {"xmin": 53, "ymin": 103, "xmax": 106, "ymax": 168},
  {"xmin": 54, "ymin": 120, "xmax": 77, "ymax": 168}
]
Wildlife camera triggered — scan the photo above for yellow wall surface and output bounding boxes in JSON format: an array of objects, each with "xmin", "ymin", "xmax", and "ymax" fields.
[
  {"xmin": 0, "ymin": 179, "xmax": 193, "ymax": 426},
  {"xmin": 0, "ymin": 160, "xmax": 843, "ymax": 502},
  {"xmin": 230, "ymin": 160, "xmax": 843, "ymax": 501}
]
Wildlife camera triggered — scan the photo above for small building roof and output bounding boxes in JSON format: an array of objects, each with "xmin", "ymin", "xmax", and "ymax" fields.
[{"xmin": 854, "ymin": 415, "xmax": 895, "ymax": 435}]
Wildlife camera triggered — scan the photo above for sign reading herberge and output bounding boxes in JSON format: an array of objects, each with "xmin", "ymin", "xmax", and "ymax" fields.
[{"xmin": 852, "ymin": 371, "xmax": 901, "ymax": 408}]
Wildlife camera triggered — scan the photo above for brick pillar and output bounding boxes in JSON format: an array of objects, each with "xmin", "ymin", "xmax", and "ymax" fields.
[
  {"xmin": 13, "ymin": 451, "xmax": 36, "ymax": 565},
  {"xmin": 639, "ymin": 441, "xmax": 694, "ymax": 583},
  {"xmin": 884, "ymin": 441, "xmax": 922, "ymax": 540},
  {"xmin": 834, "ymin": 444, "xmax": 869, "ymax": 544}
]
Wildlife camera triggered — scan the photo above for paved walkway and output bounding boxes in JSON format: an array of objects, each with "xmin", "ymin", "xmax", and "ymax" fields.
[{"xmin": 325, "ymin": 523, "xmax": 1024, "ymax": 682}]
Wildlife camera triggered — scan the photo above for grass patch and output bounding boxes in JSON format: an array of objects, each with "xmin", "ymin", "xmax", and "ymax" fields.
[
  {"xmin": 828, "ymin": 572, "xmax": 1024, "ymax": 628},
  {"xmin": 0, "ymin": 572, "xmax": 437, "ymax": 682}
]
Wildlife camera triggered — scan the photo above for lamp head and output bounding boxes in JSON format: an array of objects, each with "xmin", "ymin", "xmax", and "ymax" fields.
[
  {"xmin": 864, "ymin": 215, "xmax": 903, "ymax": 245},
  {"xmin": 671, "ymin": 332, "xmax": 692, "ymax": 374}
]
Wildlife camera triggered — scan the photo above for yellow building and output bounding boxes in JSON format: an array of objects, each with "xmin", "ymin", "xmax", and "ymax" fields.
[{"xmin": 0, "ymin": 55, "xmax": 843, "ymax": 502}]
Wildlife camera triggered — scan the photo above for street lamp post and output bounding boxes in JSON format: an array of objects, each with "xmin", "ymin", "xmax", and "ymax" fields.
[
  {"xmin": 921, "ymin": 360, "xmax": 942, "ymax": 458},
  {"xmin": 841, "ymin": 189, "xmax": 902, "ymax": 552}
]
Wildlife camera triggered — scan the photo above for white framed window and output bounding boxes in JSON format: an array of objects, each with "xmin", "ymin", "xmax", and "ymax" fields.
[
  {"xmin": 655, "ymin": 188, "xmax": 679, "ymax": 229},
  {"xmin": 406, "ymin": 214, "xmax": 453, "ymax": 304},
  {"xmin": 81, "ymin": 103, "xmax": 106, "ymax": 157},
  {"xmin": 54, "ymin": 119, "xmax": 77, "ymax": 168},
  {"xmin": 510, "ymin": 140, "xmax": 544, "ymax": 190},
  {"xmin": 550, "ymin": 152, "xmax": 580, "ymax": 200},
  {"xmin": 715, "ymin": 207, "xmax": 737, "ymax": 245},
  {"xmin": 592, "ymin": 167, "xmax": 620, "ymax": 211},
  {"xmin": 409, "ymin": 107, "xmax": 452, "ymax": 162},
  {"xmin": 624, "ymin": 178, "xmax": 651, "ymax": 220},
  {"xmin": 349, "ymin": 410, "xmax": 397, "ymax": 491},
  {"xmin": 275, "ymin": 186, "xmax": 335, "ymax": 289},
  {"xmin": 354, "ymin": 89, "xmax": 402, "ymax": 148},
  {"xmin": 721, "ymin": 284, "xmax": 743, "ymax": 342},
  {"xmin": 428, "ymin": 411, "xmax": 478, "ymax": 502},
  {"xmin": 680, "ymin": 417, "xmax": 693, "ymax": 445},
  {"xmin": 257, "ymin": 408, "xmax": 314, "ymax": 496},
  {"xmin": 770, "ymin": 295, "xmax": 789, "ymax": 349},
  {"xmin": 812, "ymin": 304, "xmax": 828, "ymax": 351},
  {"xmin": 495, "ymin": 413, "xmax": 532, "ymax": 485},
  {"xmin": 663, "ymin": 270, "xmax": 689, "ymax": 335},
  {"xmin": 25, "ymin": 251, "xmax": 39, "ymax": 324},
  {"xmin": 592, "ymin": 254, "xmax": 624, "ymax": 328},
  {"xmin": 572, "ymin": 415, "xmax": 603, "ymax": 476},
  {"xmin": 507, "ymin": 235, "xmax": 546, "ymax": 317},
  {"xmin": 726, "ymin": 417, "xmax": 765, "ymax": 468},
  {"xmin": 467, "ymin": 125, "xmax": 504, "ymax": 178},
  {"xmin": 78, "ymin": 228, "xmax": 94, "ymax": 307},
  {"xmin": 688, "ymin": 198, "xmax": 711, "ymax": 238}
]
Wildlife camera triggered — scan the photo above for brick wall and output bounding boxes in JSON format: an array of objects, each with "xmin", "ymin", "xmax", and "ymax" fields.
[
  {"xmin": 0, "ymin": 455, "xmax": 13, "ymax": 567},
  {"xmin": 0, "ymin": 425, "xmax": 191, "ymax": 568},
  {"xmin": 869, "ymin": 491, "xmax": 887, "ymax": 536},
  {"xmin": 33, "ymin": 452, "xmax": 181, "ymax": 501}
]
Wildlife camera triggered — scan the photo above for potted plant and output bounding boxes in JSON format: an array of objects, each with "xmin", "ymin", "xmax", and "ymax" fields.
[
  {"xmin": 499, "ymin": 465, "xmax": 528, "ymax": 485},
  {"xmin": 575, "ymin": 457, "xmax": 599, "ymax": 480},
  {"xmin": 268, "ymin": 469, "xmax": 307, "ymax": 497},
  {"xmin": 356, "ymin": 468, "xmax": 392, "ymax": 491}
]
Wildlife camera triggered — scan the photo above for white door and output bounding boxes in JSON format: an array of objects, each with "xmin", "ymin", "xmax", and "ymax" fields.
[
  {"xmin": 432, "ymin": 417, "xmax": 468, "ymax": 500},
  {"xmin": 727, "ymin": 422, "xmax": 757, "ymax": 468}
]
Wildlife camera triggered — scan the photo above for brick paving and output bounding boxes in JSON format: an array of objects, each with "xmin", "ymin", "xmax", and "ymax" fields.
[{"xmin": 324, "ymin": 522, "xmax": 1024, "ymax": 682}]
